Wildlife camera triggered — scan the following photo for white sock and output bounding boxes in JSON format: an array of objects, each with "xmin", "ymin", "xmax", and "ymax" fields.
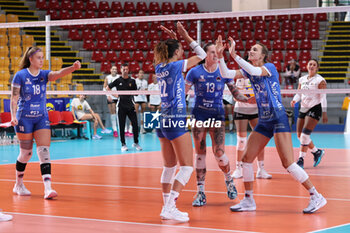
[
  {"xmin": 110, "ymin": 114, "xmax": 117, "ymax": 132},
  {"xmin": 308, "ymin": 186, "xmax": 319, "ymax": 196},
  {"xmin": 245, "ymin": 190, "xmax": 253, "ymax": 198},
  {"xmin": 257, "ymin": 160, "xmax": 264, "ymax": 169},
  {"xmin": 299, "ymin": 152, "xmax": 306, "ymax": 158},
  {"xmin": 224, "ymin": 171, "xmax": 232, "ymax": 181},
  {"xmin": 42, "ymin": 174, "xmax": 52, "ymax": 190},
  {"xmin": 162, "ymin": 192, "xmax": 170, "ymax": 205},
  {"xmin": 16, "ymin": 171, "xmax": 24, "ymax": 185},
  {"xmin": 311, "ymin": 146, "xmax": 318, "ymax": 153},
  {"xmin": 198, "ymin": 184, "xmax": 205, "ymax": 192},
  {"xmin": 166, "ymin": 190, "xmax": 179, "ymax": 208},
  {"xmin": 236, "ymin": 161, "xmax": 242, "ymax": 169}
]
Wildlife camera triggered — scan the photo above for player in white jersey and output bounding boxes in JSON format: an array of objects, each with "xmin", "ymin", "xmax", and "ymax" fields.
[
  {"xmin": 134, "ymin": 70, "xmax": 148, "ymax": 134},
  {"xmin": 103, "ymin": 66, "xmax": 119, "ymax": 137},
  {"xmin": 232, "ymin": 77, "xmax": 272, "ymax": 179},
  {"xmin": 291, "ymin": 59, "xmax": 328, "ymax": 169},
  {"xmin": 148, "ymin": 74, "xmax": 161, "ymax": 112}
]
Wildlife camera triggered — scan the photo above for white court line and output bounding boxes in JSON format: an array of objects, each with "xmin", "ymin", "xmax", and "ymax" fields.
[
  {"xmin": 5, "ymin": 212, "xmax": 259, "ymax": 233},
  {"xmin": 1, "ymin": 178, "xmax": 350, "ymax": 202},
  {"xmin": 50, "ymin": 162, "xmax": 350, "ymax": 178},
  {"xmin": 308, "ymin": 223, "xmax": 350, "ymax": 233}
]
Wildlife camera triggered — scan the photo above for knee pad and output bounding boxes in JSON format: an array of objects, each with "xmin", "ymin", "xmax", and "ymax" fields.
[
  {"xmin": 160, "ymin": 166, "xmax": 176, "ymax": 184},
  {"xmin": 215, "ymin": 153, "xmax": 229, "ymax": 167},
  {"xmin": 242, "ymin": 162, "xmax": 254, "ymax": 182},
  {"xmin": 300, "ymin": 133, "xmax": 311, "ymax": 146},
  {"xmin": 195, "ymin": 154, "xmax": 206, "ymax": 169},
  {"xmin": 237, "ymin": 136, "xmax": 247, "ymax": 151},
  {"xmin": 17, "ymin": 140, "xmax": 34, "ymax": 164},
  {"xmin": 287, "ymin": 162, "xmax": 309, "ymax": 183},
  {"xmin": 174, "ymin": 166, "xmax": 193, "ymax": 186},
  {"xmin": 37, "ymin": 146, "xmax": 50, "ymax": 164}
]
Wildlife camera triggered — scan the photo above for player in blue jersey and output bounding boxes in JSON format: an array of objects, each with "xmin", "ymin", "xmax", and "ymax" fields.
[
  {"xmin": 215, "ymin": 36, "xmax": 326, "ymax": 214},
  {"xmin": 10, "ymin": 46, "xmax": 81, "ymax": 199},
  {"xmin": 154, "ymin": 22, "xmax": 206, "ymax": 222},
  {"xmin": 185, "ymin": 42, "xmax": 255, "ymax": 207}
]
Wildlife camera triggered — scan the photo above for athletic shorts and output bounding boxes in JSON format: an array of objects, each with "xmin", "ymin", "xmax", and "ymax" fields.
[
  {"xmin": 15, "ymin": 115, "xmax": 51, "ymax": 134},
  {"xmin": 192, "ymin": 108, "xmax": 225, "ymax": 122},
  {"xmin": 298, "ymin": 103, "xmax": 322, "ymax": 121},
  {"xmin": 156, "ymin": 117, "xmax": 187, "ymax": 141},
  {"xmin": 135, "ymin": 101, "xmax": 147, "ymax": 104},
  {"xmin": 223, "ymin": 99, "xmax": 232, "ymax": 105},
  {"xmin": 233, "ymin": 112, "xmax": 259, "ymax": 120},
  {"xmin": 254, "ymin": 115, "xmax": 291, "ymax": 139}
]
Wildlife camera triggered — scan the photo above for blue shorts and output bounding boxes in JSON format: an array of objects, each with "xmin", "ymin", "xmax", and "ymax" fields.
[
  {"xmin": 254, "ymin": 115, "xmax": 291, "ymax": 139},
  {"xmin": 192, "ymin": 108, "xmax": 225, "ymax": 122},
  {"xmin": 15, "ymin": 116, "xmax": 51, "ymax": 134},
  {"xmin": 156, "ymin": 117, "xmax": 187, "ymax": 140}
]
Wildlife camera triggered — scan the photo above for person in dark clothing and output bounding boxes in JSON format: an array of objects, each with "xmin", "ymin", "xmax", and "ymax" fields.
[{"xmin": 107, "ymin": 63, "xmax": 142, "ymax": 151}]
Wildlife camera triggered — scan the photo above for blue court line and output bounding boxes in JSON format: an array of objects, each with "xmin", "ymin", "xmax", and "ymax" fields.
[
  {"xmin": 0, "ymin": 132, "xmax": 348, "ymax": 165},
  {"xmin": 310, "ymin": 223, "xmax": 350, "ymax": 233}
]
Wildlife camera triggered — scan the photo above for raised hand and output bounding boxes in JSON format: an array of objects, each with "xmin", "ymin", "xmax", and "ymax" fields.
[
  {"xmin": 176, "ymin": 21, "xmax": 189, "ymax": 39},
  {"xmin": 215, "ymin": 35, "xmax": 225, "ymax": 59},
  {"xmin": 73, "ymin": 60, "xmax": 81, "ymax": 70},
  {"xmin": 228, "ymin": 37, "xmax": 237, "ymax": 58},
  {"xmin": 160, "ymin": 25, "xmax": 177, "ymax": 40}
]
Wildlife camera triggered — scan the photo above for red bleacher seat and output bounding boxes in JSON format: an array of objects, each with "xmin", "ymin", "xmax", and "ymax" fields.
[
  {"xmin": 228, "ymin": 20, "xmax": 240, "ymax": 31},
  {"xmin": 273, "ymin": 39, "xmax": 285, "ymax": 50},
  {"xmin": 112, "ymin": 23, "xmax": 123, "ymax": 30},
  {"xmin": 300, "ymin": 38, "xmax": 312, "ymax": 50},
  {"xmin": 303, "ymin": 13, "xmax": 314, "ymax": 21},
  {"xmin": 101, "ymin": 61, "xmax": 112, "ymax": 73},
  {"xmin": 294, "ymin": 28, "xmax": 306, "ymax": 39},
  {"xmin": 290, "ymin": 14, "xmax": 301, "ymax": 21},
  {"xmin": 272, "ymin": 60, "xmax": 282, "ymax": 72},
  {"xmin": 285, "ymin": 50, "xmax": 297, "ymax": 63},
  {"xmin": 163, "ymin": 21, "xmax": 176, "ymax": 30},
  {"xmin": 61, "ymin": 0, "xmax": 73, "ymax": 10},
  {"xmin": 255, "ymin": 20, "xmax": 266, "ymax": 31},
  {"xmin": 214, "ymin": 29, "xmax": 226, "ymax": 39},
  {"xmin": 161, "ymin": 31, "xmax": 171, "ymax": 40},
  {"xmin": 72, "ymin": 10, "xmax": 83, "ymax": 19},
  {"xmin": 109, "ymin": 39, "xmax": 122, "ymax": 50},
  {"xmin": 97, "ymin": 10, "xmax": 109, "ymax": 18},
  {"xmin": 268, "ymin": 20, "xmax": 280, "ymax": 30},
  {"xmin": 259, "ymin": 39, "xmax": 271, "ymax": 50},
  {"xmin": 68, "ymin": 28, "xmax": 82, "ymax": 40},
  {"xmin": 174, "ymin": 2, "xmax": 185, "ymax": 13},
  {"xmin": 254, "ymin": 29, "xmax": 266, "ymax": 40},
  {"xmin": 124, "ymin": 1, "xmax": 135, "ymax": 11},
  {"xmin": 115, "ymin": 61, "xmax": 123, "ymax": 71},
  {"xmin": 142, "ymin": 60, "xmax": 155, "ymax": 73},
  {"xmin": 121, "ymin": 29, "xmax": 132, "ymax": 40},
  {"xmin": 37, "ymin": 0, "xmax": 47, "ymax": 10},
  {"xmin": 316, "ymin": 13, "xmax": 327, "ymax": 21},
  {"xmin": 136, "ymin": 2, "xmax": 148, "ymax": 11},
  {"xmin": 242, "ymin": 20, "xmax": 254, "ymax": 31},
  {"xmin": 147, "ymin": 30, "xmax": 159, "ymax": 40},
  {"xmin": 161, "ymin": 2, "xmax": 173, "ymax": 12},
  {"xmin": 49, "ymin": 0, "xmax": 60, "ymax": 10},
  {"xmin": 129, "ymin": 61, "xmax": 140, "ymax": 73},
  {"xmin": 136, "ymin": 11, "xmax": 146, "ymax": 16},
  {"xmin": 187, "ymin": 20, "xmax": 198, "ymax": 30},
  {"xmin": 295, "ymin": 20, "xmax": 306, "ymax": 30},
  {"xmin": 299, "ymin": 60, "xmax": 308, "ymax": 72},
  {"xmin": 105, "ymin": 50, "xmax": 118, "ymax": 62},
  {"xmin": 119, "ymin": 51, "xmax": 132, "ymax": 61},
  {"xmin": 123, "ymin": 40, "xmax": 136, "ymax": 50},
  {"xmin": 111, "ymin": 1, "xmax": 123, "ymax": 11},
  {"xmin": 92, "ymin": 50, "xmax": 105, "ymax": 62},
  {"xmin": 73, "ymin": 0, "xmax": 85, "ymax": 11},
  {"xmin": 271, "ymin": 50, "xmax": 284, "ymax": 61},
  {"xmin": 86, "ymin": 1, "xmax": 98, "ymax": 11},
  {"xmin": 132, "ymin": 51, "xmax": 145, "ymax": 62},
  {"xmin": 136, "ymin": 40, "xmax": 149, "ymax": 51},
  {"xmin": 281, "ymin": 28, "xmax": 293, "ymax": 40},
  {"xmin": 95, "ymin": 29, "xmax": 107, "ymax": 40},
  {"xmin": 241, "ymin": 29, "xmax": 252, "ymax": 40},
  {"xmin": 234, "ymin": 39, "xmax": 244, "ymax": 51},
  {"xmin": 60, "ymin": 9, "xmax": 71, "ymax": 20},
  {"xmin": 252, "ymin": 16, "xmax": 263, "ymax": 22},
  {"xmin": 150, "ymin": 21, "xmax": 161, "ymax": 30},
  {"xmin": 245, "ymin": 39, "xmax": 257, "ymax": 51},
  {"xmin": 286, "ymin": 38, "xmax": 298, "ymax": 50},
  {"xmin": 108, "ymin": 29, "xmax": 119, "ymax": 40},
  {"xmin": 99, "ymin": 1, "xmax": 110, "ymax": 11},
  {"xmin": 299, "ymin": 50, "xmax": 311, "ymax": 61},
  {"xmin": 96, "ymin": 39, "xmax": 109, "ymax": 50},
  {"xmin": 267, "ymin": 28, "xmax": 279, "ymax": 40},
  {"xmin": 123, "ymin": 11, "xmax": 134, "ymax": 17},
  {"xmin": 47, "ymin": 9, "xmax": 59, "ymax": 20},
  {"xmin": 83, "ymin": 39, "xmax": 95, "ymax": 50},
  {"xmin": 133, "ymin": 30, "xmax": 146, "ymax": 40},
  {"xmin": 110, "ymin": 11, "xmax": 121, "ymax": 18},
  {"xmin": 238, "ymin": 16, "xmax": 250, "ymax": 22},
  {"xmin": 277, "ymin": 15, "xmax": 289, "ymax": 21},
  {"xmin": 186, "ymin": 2, "xmax": 199, "ymax": 13},
  {"xmin": 85, "ymin": 10, "xmax": 96, "ymax": 19},
  {"xmin": 124, "ymin": 22, "xmax": 137, "ymax": 31},
  {"xmin": 149, "ymin": 2, "xmax": 160, "ymax": 12},
  {"xmin": 216, "ymin": 18, "xmax": 228, "ymax": 30},
  {"xmin": 282, "ymin": 20, "xmax": 293, "ymax": 30},
  {"xmin": 308, "ymin": 20, "xmax": 319, "ymax": 30},
  {"xmin": 227, "ymin": 61, "xmax": 239, "ymax": 70},
  {"xmin": 82, "ymin": 28, "xmax": 93, "ymax": 40},
  {"xmin": 227, "ymin": 29, "xmax": 239, "ymax": 39},
  {"xmin": 264, "ymin": 15, "xmax": 276, "ymax": 21},
  {"xmin": 138, "ymin": 22, "xmax": 149, "ymax": 31},
  {"xmin": 307, "ymin": 28, "xmax": 319, "ymax": 39},
  {"xmin": 146, "ymin": 50, "xmax": 154, "ymax": 61}
]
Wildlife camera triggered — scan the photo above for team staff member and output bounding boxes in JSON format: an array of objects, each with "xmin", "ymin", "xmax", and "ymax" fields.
[
  {"xmin": 107, "ymin": 63, "xmax": 142, "ymax": 152},
  {"xmin": 11, "ymin": 46, "xmax": 81, "ymax": 199}
]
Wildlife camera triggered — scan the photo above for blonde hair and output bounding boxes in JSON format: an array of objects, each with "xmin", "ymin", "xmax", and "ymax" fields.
[
  {"xmin": 154, "ymin": 39, "xmax": 179, "ymax": 65},
  {"xmin": 19, "ymin": 46, "xmax": 43, "ymax": 69}
]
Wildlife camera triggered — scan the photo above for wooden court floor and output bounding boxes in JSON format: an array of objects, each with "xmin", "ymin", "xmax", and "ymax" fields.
[{"xmin": 0, "ymin": 134, "xmax": 350, "ymax": 233}]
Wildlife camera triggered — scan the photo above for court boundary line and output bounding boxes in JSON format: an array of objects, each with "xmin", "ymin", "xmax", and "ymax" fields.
[
  {"xmin": 1, "ymin": 179, "xmax": 350, "ymax": 202},
  {"xmin": 5, "ymin": 212, "xmax": 260, "ymax": 233},
  {"xmin": 308, "ymin": 222, "xmax": 350, "ymax": 233}
]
